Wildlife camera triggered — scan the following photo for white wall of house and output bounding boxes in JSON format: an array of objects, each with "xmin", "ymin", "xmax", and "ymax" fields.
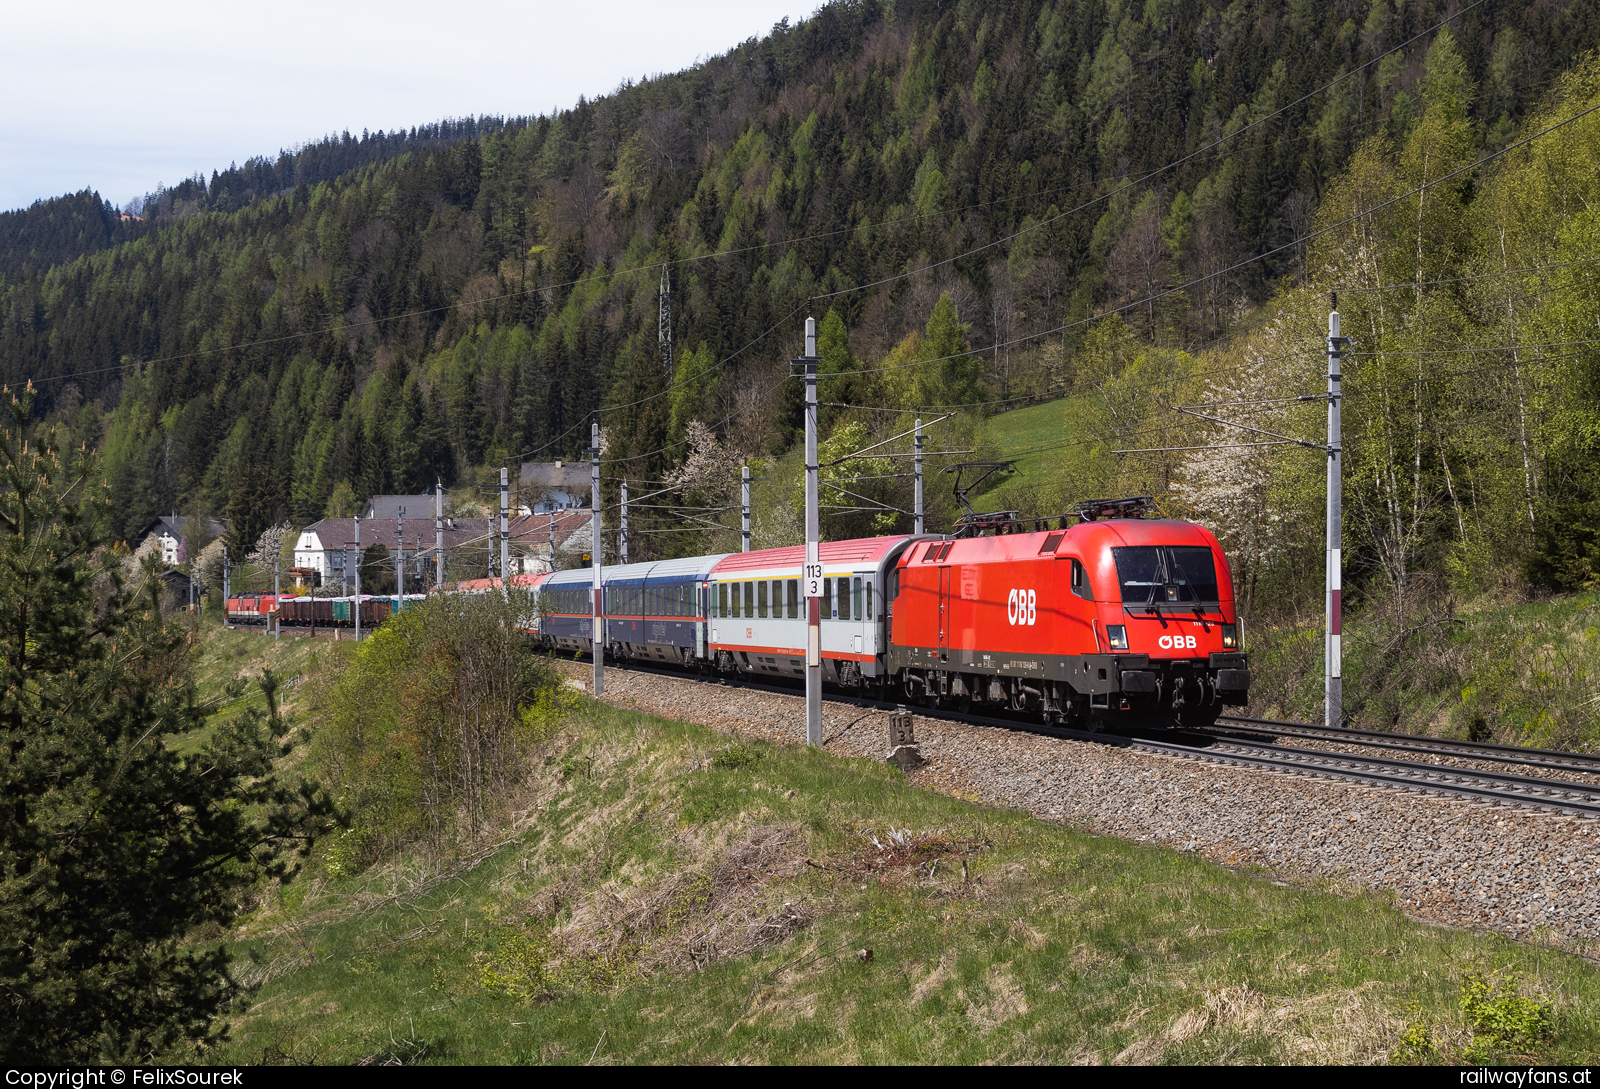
[{"xmin": 293, "ymin": 531, "xmax": 353, "ymax": 580}]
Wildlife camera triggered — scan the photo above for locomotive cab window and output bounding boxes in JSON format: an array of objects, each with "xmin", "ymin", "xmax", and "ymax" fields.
[
  {"xmin": 1070, "ymin": 558, "xmax": 1093, "ymax": 600},
  {"xmin": 1112, "ymin": 546, "xmax": 1220, "ymax": 606}
]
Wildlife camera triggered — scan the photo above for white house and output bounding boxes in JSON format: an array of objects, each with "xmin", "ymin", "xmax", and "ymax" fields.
[{"xmin": 137, "ymin": 515, "xmax": 226, "ymax": 565}]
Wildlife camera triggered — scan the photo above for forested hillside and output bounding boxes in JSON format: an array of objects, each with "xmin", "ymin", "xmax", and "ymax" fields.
[
  {"xmin": 0, "ymin": 117, "xmax": 513, "ymax": 279},
  {"xmin": 2, "ymin": 0, "xmax": 1597, "ymax": 593}
]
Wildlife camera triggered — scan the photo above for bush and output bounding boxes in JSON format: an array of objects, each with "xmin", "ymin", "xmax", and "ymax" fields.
[
  {"xmin": 1461, "ymin": 967, "xmax": 1554, "ymax": 1058},
  {"xmin": 310, "ymin": 593, "xmax": 558, "ymax": 868}
]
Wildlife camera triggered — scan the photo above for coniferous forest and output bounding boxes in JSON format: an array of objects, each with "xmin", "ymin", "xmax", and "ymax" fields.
[{"xmin": 3, "ymin": 0, "xmax": 1600, "ymax": 608}]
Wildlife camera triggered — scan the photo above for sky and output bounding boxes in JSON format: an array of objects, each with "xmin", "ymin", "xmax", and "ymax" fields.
[{"xmin": 0, "ymin": 0, "xmax": 823, "ymax": 214}]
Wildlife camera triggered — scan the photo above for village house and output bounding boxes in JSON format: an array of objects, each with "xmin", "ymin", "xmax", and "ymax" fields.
[
  {"xmin": 519, "ymin": 461, "xmax": 591, "ymax": 513},
  {"xmin": 136, "ymin": 515, "xmax": 227, "ymax": 565}
]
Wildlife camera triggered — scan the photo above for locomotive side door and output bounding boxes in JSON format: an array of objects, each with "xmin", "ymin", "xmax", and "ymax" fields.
[{"xmin": 937, "ymin": 566, "xmax": 951, "ymax": 662}]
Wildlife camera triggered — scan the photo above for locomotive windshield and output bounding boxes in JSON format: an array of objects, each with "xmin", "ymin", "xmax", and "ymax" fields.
[{"xmin": 1112, "ymin": 546, "xmax": 1220, "ymax": 607}]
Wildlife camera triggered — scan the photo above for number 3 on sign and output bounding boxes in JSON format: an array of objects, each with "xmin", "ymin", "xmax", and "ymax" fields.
[{"xmin": 803, "ymin": 562, "xmax": 824, "ymax": 598}]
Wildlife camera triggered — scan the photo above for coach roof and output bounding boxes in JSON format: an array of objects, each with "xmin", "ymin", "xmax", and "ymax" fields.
[{"xmin": 710, "ymin": 535, "xmax": 916, "ymax": 576}]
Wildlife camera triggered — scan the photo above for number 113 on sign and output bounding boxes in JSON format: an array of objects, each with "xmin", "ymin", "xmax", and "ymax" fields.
[{"xmin": 803, "ymin": 562, "xmax": 823, "ymax": 598}]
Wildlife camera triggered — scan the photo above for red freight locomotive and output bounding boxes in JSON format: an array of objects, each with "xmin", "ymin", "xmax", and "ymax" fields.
[{"xmin": 887, "ymin": 499, "xmax": 1248, "ymax": 729}]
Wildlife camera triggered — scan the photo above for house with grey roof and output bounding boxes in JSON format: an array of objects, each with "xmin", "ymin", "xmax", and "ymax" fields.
[
  {"xmin": 519, "ymin": 461, "xmax": 591, "ymax": 512},
  {"xmin": 136, "ymin": 515, "xmax": 227, "ymax": 565}
]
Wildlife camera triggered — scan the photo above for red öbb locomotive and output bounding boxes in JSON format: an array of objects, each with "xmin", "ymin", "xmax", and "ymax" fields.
[{"xmin": 887, "ymin": 497, "xmax": 1248, "ymax": 729}]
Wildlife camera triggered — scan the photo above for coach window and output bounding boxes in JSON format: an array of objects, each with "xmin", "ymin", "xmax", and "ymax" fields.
[
  {"xmin": 757, "ymin": 580, "xmax": 768, "ymax": 618},
  {"xmin": 717, "ymin": 583, "xmax": 727, "ymax": 618},
  {"xmin": 740, "ymin": 582, "xmax": 751, "ymax": 617},
  {"xmin": 822, "ymin": 578, "xmax": 831, "ymax": 617},
  {"xmin": 787, "ymin": 579, "xmax": 799, "ymax": 618},
  {"xmin": 853, "ymin": 577, "xmax": 863, "ymax": 621},
  {"xmin": 838, "ymin": 577, "xmax": 849, "ymax": 620}
]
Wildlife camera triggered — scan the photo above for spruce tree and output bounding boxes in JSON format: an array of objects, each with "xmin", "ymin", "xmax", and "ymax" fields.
[{"xmin": 0, "ymin": 384, "xmax": 338, "ymax": 1063}]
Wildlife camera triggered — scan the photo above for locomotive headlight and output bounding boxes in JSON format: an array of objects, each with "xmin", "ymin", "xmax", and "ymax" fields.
[
  {"xmin": 1106, "ymin": 624, "xmax": 1129, "ymax": 651},
  {"xmin": 1221, "ymin": 624, "xmax": 1238, "ymax": 649}
]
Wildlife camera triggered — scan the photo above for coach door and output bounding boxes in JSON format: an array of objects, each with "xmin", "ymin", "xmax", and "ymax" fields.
[{"xmin": 937, "ymin": 566, "xmax": 951, "ymax": 662}]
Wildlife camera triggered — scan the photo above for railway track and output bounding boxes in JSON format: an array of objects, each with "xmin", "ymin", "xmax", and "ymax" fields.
[
  {"xmin": 1212, "ymin": 715, "xmax": 1600, "ymax": 775},
  {"xmin": 581, "ymin": 657, "xmax": 1600, "ymax": 820}
]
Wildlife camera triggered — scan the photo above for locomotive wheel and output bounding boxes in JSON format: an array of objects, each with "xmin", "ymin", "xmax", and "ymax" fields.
[{"xmin": 955, "ymin": 689, "xmax": 972, "ymax": 715}]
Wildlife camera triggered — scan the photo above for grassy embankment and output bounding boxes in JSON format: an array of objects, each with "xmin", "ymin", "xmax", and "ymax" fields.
[
  {"xmin": 179, "ymin": 628, "xmax": 1599, "ymax": 1065},
  {"xmin": 167, "ymin": 615, "xmax": 331, "ymax": 756}
]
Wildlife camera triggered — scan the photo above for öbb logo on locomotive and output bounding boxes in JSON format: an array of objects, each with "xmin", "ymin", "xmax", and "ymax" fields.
[
  {"xmin": 258, "ymin": 500, "xmax": 1250, "ymax": 730},
  {"xmin": 1006, "ymin": 588, "xmax": 1037, "ymax": 626}
]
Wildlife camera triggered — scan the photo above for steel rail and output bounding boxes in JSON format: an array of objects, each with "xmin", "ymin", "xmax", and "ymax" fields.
[
  {"xmin": 1122, "ymin": 734, "xmax": 1600, "ymax": 820},
  {"xmin": 1195, "ymin": 735, "xmax": 1600, "ymax": 802},
  {"xmin": 1214, "ymin": 715, "xmax": 1600, "ymax": 772}
]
